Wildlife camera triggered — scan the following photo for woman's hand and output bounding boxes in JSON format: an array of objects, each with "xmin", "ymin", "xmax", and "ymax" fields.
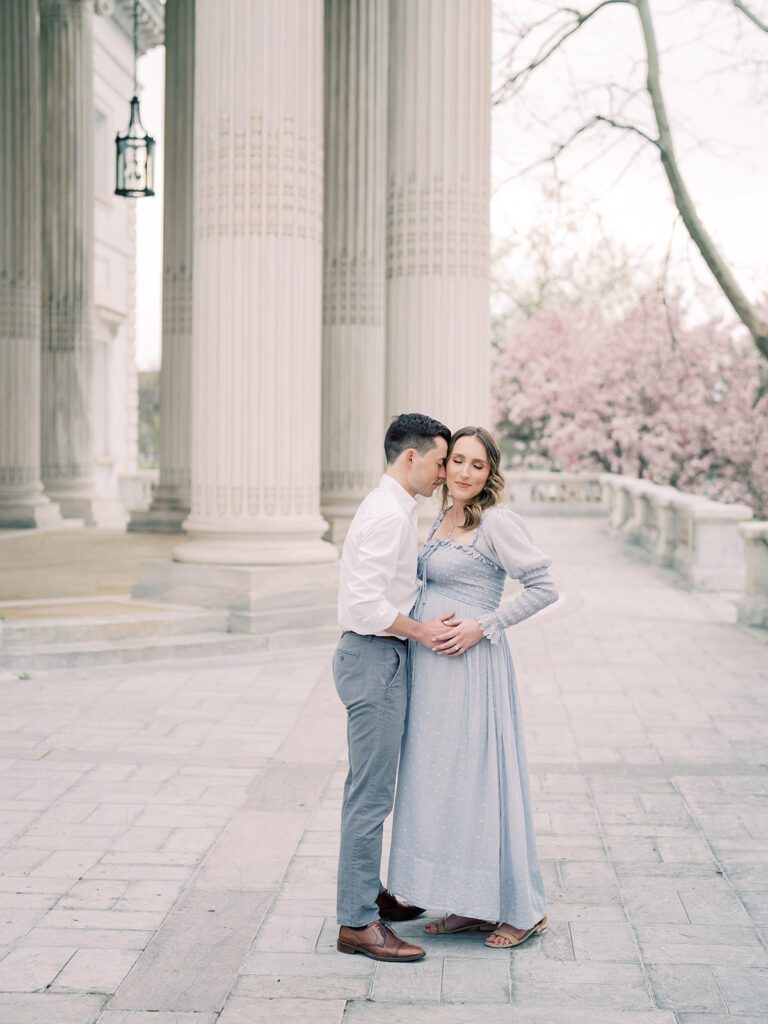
[{"xmin": 432, "ymin": 617, "xmax": 484, "ymax": 657}]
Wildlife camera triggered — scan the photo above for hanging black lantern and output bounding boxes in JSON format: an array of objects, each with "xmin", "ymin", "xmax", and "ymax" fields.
[{"xmin": 115, "ymin": 0, "xmax": 155, "ymax": 197}]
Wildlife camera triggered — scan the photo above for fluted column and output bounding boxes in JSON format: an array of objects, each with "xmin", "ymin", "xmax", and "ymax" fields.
[
  {"xmin": 0, "ymin": 0, "xmax": 62, "ymax": 528},
  {"xmin": 386, "ymin": 0, "xmax": 491, "ymax": 429},
  {"xmin": 320, "ymin": 0, "xmax": 388, "ymax": 543},
  {"xmin": 130, "ymin": 0, "xmax": 193, "ymax": 533},
  {"xmin": 39, "ymin": 0, "xmax": 96, "ymax": 521},
  {"xmin": 173, "ymin": 0, "xmax": 335, "ymax": 564}
]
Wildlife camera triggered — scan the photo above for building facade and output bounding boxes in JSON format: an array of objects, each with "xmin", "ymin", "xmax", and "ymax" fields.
[
  {"xmin": 0, "ymin": 0, "xmax": 163, "ymax": 530},
  {"xmin": 1, "ymin": 0, "xmax": 491, "ymax": 593}
]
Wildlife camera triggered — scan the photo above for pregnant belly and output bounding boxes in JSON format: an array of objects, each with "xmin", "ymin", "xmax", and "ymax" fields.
[{"xmin": 415, "ymin": 585, "xmax": 495, "ymax": 624}]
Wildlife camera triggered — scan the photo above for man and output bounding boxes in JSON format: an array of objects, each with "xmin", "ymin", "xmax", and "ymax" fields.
[{"xmin": 334, "ymin": 412, "xmax": 454, "ymax": 963}]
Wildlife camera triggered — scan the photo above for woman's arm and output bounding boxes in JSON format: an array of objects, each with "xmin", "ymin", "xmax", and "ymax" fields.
[{"xmin": 475, "ymin": 508, "xmax": 559, "ymax": 645}]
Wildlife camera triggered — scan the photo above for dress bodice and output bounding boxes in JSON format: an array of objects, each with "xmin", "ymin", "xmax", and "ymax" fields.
[
  {"xmin": 411, "ymin": 506, "xmax": 558, "ymax": 642},
  {"xmin": 416, "ymin": 535, "xmax": 506, "ymax": 614}
]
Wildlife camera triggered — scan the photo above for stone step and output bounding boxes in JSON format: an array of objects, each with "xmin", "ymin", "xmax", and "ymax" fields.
[
  {"xmin": 0, "ymin": 623, "xmax": 341, "ymax": 670},
  {"xmin": 0, "ymin": 600, "xmax": 229, "ymax": 647}
]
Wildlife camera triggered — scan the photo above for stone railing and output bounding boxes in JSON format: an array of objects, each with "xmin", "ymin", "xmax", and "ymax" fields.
[
  {"xmin": 600, "ymin": 473, "xmax": 753, "ymax": 593},
  {"xmin": 505, "ymin": 469, "xmax": 765, "ymax": 628},
  {"xmin": 737, "ymin": 523, "xmax": 768, "ymax": 628},
  {"xmin": 505, "ymin": 470, "xmax": 606, "ymax": 516}
]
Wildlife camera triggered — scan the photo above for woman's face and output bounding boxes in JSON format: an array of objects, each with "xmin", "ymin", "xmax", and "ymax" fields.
[{"xmin": 446, "ymin": 435, "xmax": 491, "ymax": 503}]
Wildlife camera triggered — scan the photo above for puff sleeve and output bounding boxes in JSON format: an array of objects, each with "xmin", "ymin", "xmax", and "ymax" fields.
[{"xmin": 474, "ymin": 507, "xmax": 559, "ymax": 644}]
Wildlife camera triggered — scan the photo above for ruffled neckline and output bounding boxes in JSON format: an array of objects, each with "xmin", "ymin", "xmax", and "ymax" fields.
[{"xmin": 421, "ymin": 534, "xmax": 504, "ymax": 573}]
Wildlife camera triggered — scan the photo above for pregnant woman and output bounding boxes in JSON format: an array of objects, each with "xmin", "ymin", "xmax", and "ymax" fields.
[{"xmin": 387, "ymin": 426, "xmax": 558, "ymax": 949}]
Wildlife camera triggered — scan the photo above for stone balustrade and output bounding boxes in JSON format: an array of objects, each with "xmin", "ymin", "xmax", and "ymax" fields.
[
  {"xmin": 505, "ymin": 470, "xmax": 606, "ymax": 516},
  {"xmin": 737, "ymin": 522, "xmax": 768, "ymax": 628},
  {"xmin": 505, "ymin": 469, "xmax": 765, "ymax": 626},
  {"xmin": 600, "ymin": 473, "xmax": 752, "ymax": 592}
]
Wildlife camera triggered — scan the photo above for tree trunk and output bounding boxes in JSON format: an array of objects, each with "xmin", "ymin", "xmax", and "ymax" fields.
[{"xmin": 635, "ymin": 0, "xmax": 768, "ymax": 361}]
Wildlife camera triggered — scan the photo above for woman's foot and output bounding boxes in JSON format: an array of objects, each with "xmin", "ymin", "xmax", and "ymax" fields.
[
  {"xmin": 424, "ymin": 913, "xmax": 496, "ymax": 935},
  {"xmin": 485, "ymin": 917, "xmax": 548, "ymax": 948}
]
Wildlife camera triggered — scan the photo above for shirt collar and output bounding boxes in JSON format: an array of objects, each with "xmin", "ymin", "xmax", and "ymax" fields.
[{"xmin": 380, "ymin": 473, "xmax": 419, "ymax": 519}]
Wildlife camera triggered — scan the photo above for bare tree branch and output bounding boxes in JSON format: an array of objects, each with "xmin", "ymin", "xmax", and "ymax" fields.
[
  {"xmin": 510, "ymin": 113, "xmax": 657, "ymax": 179},
  {"xmin": 495, "ymin": 0, "xmax": 768, "ymax": 361},
  {"xmin": 731, "ymin": 0, "xmax": 768, "ymax": 33},
  {"xmin": 493, "ymin": 0, "xmax": 633, "ymax": 105},
  {"xmin": 594, "ymin": 114, "xmax": 659, "ymax": 146},
  {"xmin": 635, "ymin": 0, "xmax": 768, "ymax": 359}
]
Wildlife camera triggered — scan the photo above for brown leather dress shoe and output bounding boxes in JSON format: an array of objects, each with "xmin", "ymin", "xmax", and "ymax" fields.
[
  {"xmin": 376, "ymin": 888, "xmax": 426, "ymax": 922},
  {"xmin": 337, "ymin": 920, "xmax": 426, "ymax": 962}
]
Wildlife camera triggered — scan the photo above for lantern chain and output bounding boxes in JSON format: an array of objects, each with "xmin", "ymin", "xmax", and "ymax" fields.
[{"xmin": 133, "ymin": 0, "xmax": 138, "ymax": 96}]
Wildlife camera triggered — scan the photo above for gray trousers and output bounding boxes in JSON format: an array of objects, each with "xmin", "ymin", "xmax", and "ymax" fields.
[{"xmin": 333, "ymin": 630, "xmax": 408, "ymax": 927}]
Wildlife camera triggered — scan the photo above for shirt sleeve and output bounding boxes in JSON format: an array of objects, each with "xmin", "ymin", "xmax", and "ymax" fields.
[
  {"xmin": 344, "ymin": 513, "xmax": 411, "ymax": 633},
  {"xmin": 475, "ymin": 507, "xmax": 559, "ymax": 644}
]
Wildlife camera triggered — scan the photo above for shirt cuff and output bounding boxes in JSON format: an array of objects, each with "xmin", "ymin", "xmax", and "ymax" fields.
[{"xmin": 477, "ymin": 611, "xmax": 503, "ymax": 646}]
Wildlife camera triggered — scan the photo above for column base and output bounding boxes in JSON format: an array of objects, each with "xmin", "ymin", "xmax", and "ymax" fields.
[
  {"xmin": 43, "ymin": 477, "xmax": 96, "ymax": 524},
  {"xmin": 128, "ymin": 486, "xmax": 189, "ymax": 534},
  {"xmin": 43, "ymin": 479, "xmax": 128, "ymax": 529},
  {"xmin": 132, "ymin": 558, "xmax": 340, "ymax": 636},
  {"xmin": 0, "ymin": 488, "xmax": 63, "ymax": 530},
  {"xmin": 173, "ymin": 516, "xmax": 338, "ymax": 566},
  {"xmin": 737, "ymin": 596, "xmax": 768, "ymax": 629}
]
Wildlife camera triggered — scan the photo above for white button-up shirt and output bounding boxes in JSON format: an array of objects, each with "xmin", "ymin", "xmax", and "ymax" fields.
[{"xmin": 338, "ymin": 474, "xmax": 420, "ymax": 638}]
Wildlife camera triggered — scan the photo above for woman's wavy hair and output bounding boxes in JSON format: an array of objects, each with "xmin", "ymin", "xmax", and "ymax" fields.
[{"xmin": 440, "ymin": 426, "xmax": 505, "ymax": 530}]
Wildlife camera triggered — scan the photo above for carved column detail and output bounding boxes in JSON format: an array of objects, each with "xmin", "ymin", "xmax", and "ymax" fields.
[{"xmin": 386, "ymin": 0, "xmax": 491, "ymax": 429}]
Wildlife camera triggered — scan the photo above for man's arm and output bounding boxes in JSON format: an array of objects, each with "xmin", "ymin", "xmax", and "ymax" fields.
[
  {"xmin": 344, "ymin": 516, "xmax": 453, "ymax": 648},
  {"xmin": 343, "ymin": 515, "xmax": 409, "ymax": 634}
]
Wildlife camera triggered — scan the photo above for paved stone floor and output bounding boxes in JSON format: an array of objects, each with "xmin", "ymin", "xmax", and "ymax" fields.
[{"xmin": 1, "ymin": 517, "xmax": 767, "ymax": 1023}]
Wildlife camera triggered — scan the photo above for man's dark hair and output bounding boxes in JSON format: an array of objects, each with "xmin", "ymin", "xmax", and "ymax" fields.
[{"xmin": 384, "ymin": 413, "xmax": 451, "ymax": 465}]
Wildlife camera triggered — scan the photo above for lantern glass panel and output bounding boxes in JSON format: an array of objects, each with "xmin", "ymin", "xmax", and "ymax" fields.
[{"xmin": 115, "ymin": 97, "xmax": 155, "ymax": 198}]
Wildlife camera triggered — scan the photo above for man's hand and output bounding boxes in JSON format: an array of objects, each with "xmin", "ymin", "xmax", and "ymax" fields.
[
  {"xmin": 413, "ymin": 612, "xmax": 456, "ymax": 650},
  {"xmin": 432, "ymin": 616, "xmax": 484, "ymax": 656},
  {"xmin": 386, "ymin": 610, "xmax": 455, "ymax": 647}
]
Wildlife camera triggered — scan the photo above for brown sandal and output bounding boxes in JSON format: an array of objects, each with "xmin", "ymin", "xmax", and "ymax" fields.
[
  {"xmin": 484, "ymin": 916, "xmax": 548, "ymax": 948},
  {"xmin": 424, "ymin": 914, "xmax": 497, "ymax": 935}
]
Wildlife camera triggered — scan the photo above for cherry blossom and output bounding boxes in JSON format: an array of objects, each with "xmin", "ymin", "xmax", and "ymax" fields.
[{"xmin": 493, "ymin": 292, "xmax": 768, "ymax": 515}]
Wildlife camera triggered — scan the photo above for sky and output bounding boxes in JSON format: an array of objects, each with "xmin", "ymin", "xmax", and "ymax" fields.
[{"xmin": 135, "ymin": 0, "xmax": 768, "ymax": 369}]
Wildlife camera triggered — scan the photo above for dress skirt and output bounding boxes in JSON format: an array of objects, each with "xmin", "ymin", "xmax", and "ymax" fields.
[{"xmin": 387, "ymin": 538, "xmax": 548, "ymax": 927}]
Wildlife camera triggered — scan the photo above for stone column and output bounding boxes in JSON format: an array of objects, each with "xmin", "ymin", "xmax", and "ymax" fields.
[
  {"xmin": 386, "ymin": 0, "xmax": 491, "ymax": 430},
  {"xmin": 173, "ymin": 0, "xmax": 335, "ymax": 565},
  {"xmin": 0, "ymin": 0, "xmax": 62, "ymax": 528},
  {"xmin": 320, "ymin": 0, "xmax": 388, "ymax": 543},
  {"xmin": 130, "ymin": 0, "xmax": 193, "ymax": 533},
  {"xmin": 39, "ymin": 0, "xmax": 96, "ymax": 521}
]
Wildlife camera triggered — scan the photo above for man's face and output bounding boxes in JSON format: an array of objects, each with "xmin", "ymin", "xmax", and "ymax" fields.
[{"xmin": 409, "ymin": 437, "xmax": 448, "ymax": 498}]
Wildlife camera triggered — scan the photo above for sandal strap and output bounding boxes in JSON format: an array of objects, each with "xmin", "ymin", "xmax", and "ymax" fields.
[{"xmin": 487, "ymin": 917, "xmax": 546, "ymax": 947}]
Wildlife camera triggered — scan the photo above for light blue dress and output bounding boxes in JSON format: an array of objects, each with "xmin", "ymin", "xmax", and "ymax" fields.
[{"xmin": 387, "ymin": 506, "xmax": 558, "ymax": 927}]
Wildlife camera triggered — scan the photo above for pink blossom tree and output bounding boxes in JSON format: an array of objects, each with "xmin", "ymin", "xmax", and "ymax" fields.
[{"xmin": 493, "ymin": 291, "xmax": 768, "ymax": 514}]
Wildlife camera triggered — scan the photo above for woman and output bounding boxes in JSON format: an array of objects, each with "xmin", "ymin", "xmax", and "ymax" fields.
[{"xmin": 387, "ymin": 426, "xmax": 558, "ymax": 949}]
